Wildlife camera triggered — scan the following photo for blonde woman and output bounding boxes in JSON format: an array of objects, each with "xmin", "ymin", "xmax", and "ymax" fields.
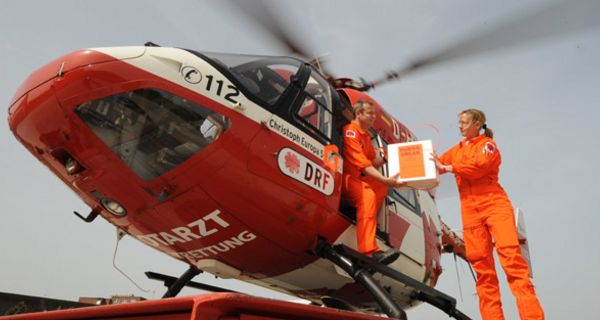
[{"xmin": 434, "ymin": 109, "xmax": 544, "ymax": 320}]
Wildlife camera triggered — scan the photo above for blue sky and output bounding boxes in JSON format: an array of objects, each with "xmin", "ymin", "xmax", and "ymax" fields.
[{"xmin": 1, "ymin": 1, "xmax": 599, "ymax": 318}]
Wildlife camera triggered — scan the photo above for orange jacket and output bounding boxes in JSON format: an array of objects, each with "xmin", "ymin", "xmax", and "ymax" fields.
[
  {"xmin": 342, "ymin": 121, "xmax": 375, "ymax": 178},
  {"xmin": 440, "ymin": 134, "xmax": 506, "ymax": 196}
]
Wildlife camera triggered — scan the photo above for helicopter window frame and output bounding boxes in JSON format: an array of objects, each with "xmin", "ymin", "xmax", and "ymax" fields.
[
  {"xmin": 187, "ymin": 50, "xmax": 303, "ymax": 110},
  {"xmin": 374, "ymin": 134, "xmax": 421, "ymax": 215},
  {"xmin": 232, "ymin": 61, "xmax": 299, "ymax": 106},
  {"xmin": 293, "ymin": 70, "xmax": 335, "ymax": 141},
  {"xmin": 193, "ymin": 50, "xmax": 338, "ymax": 145}
]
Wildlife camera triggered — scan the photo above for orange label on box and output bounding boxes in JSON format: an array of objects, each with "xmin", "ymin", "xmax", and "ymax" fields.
[{"xmin": 397, "ymin": 144, "xmax": 425, "ymax": 178}]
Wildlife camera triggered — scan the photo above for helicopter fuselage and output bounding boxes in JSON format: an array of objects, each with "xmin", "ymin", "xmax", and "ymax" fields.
[{"xmin": 8, "ymin": 46, "xmax": 443, "ymax": 310}]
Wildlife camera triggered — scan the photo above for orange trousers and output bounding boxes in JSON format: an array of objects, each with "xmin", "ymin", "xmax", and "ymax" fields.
[
  {"xmin": 342, "ymin": 175, "xmax": 388, "ymax": 255},
  {"xmin": 461, "ymin": 192, "xmax": 544, "ymax": 320}
]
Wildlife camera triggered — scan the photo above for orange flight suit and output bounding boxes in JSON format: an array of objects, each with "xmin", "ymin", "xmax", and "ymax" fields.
[
  {"xmin": 440, "ymin": 134, "xmax": 544, "ymax": 320},
  {"xmin": 342, "ymin": 121, "xmax": 388, "ymax": 255}
]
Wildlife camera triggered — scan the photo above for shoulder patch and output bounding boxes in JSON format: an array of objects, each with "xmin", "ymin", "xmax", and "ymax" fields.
[
  {"xmin": 483, "ymin": 141, "xmax": 496, "ymax": 155},
  {"xmin": 345, "ymin": 130, "xmax": 357, "ymax": 138}
]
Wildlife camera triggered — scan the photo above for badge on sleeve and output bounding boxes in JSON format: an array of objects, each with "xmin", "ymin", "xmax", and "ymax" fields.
[
  {"xmin": 483, "ymin": 142, "xmax": 496, "ymax": 155},
  {"xmin": 345, "ymin": 130, "xmax": 356, "ymax": 138}
]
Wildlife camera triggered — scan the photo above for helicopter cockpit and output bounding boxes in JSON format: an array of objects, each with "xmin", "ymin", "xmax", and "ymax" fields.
[
  {"xmin": 74, "ymin": 52, "xmax": 342, "ymax": 183},
  {"xmin": 198, "ymin": 52, "xmax": 303, "ymax": 106},
  {"xmin": 196, "ymin": 51, "xmax": 339, "ymax": 145}
]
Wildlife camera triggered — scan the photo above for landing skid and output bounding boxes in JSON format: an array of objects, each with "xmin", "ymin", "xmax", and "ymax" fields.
[
  {"xmin": 316, "ymin": 243, "xmax": 472, "ymax": 320},
  {"xmin": 145, "ymin": 267, "xmax": 237, "ymax": 298}
]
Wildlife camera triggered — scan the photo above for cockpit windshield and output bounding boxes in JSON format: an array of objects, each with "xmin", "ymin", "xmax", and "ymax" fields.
[
  {"xmin": 76, "ymin": 88, "xmax": 231, "ymax": 181},
  {"xmin": 197, "ymin": 51, "xmax": 336, "ymax": 142},
  {"xmin": 200, "ymin": 52, "xmax": 302, "ymax": 106}
]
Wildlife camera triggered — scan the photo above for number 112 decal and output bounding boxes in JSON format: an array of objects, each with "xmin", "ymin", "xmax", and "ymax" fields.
[{"xmin": 204, "ymin": 74, "xmax": 240, "ymax": 104}]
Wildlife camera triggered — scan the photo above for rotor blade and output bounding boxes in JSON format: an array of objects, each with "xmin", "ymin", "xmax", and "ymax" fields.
[
  {"xmin": 226, "ymin": 0, "xmax": 335, "ymax": 78},
  {"xmin": 227, "ymin": 0, "xmax": 309, "ymax": 57},
  {"xmin": 371, "ymin": 0, "xmax": 600, "ymax": 88}
]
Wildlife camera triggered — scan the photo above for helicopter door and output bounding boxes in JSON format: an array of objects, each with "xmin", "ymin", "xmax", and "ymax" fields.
[
  {"xmin": 375, "ymin": 136, "xmax": 425, "ymax": 266},
  {"xmin": 386, "ymin": 189, "xmax": 425, "ymax": 265}
]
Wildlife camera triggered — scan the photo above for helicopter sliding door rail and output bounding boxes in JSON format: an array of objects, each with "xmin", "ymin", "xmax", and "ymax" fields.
[{"xmin": 316, "ymin": 243, "xmax": 472, "ymax": 320}]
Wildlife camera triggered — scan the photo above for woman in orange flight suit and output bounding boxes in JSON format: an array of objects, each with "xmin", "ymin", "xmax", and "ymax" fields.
[{"xmin": 434, "ymin": 109, "xmax": 544, "ymax": 320}]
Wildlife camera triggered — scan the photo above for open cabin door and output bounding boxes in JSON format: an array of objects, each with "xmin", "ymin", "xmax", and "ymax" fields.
[{"xmin": 373, "ymin": 134, "xmax": 426, "ymax": 267}]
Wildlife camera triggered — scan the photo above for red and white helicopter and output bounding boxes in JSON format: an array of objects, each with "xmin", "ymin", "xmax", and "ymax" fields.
[
  {"xmin": 9, "ymin": 42, "xmax": 468, "ymax": 319},
  {"xmin": 7, "ymin": 1, "xmax": 597, "ymax": 319}
]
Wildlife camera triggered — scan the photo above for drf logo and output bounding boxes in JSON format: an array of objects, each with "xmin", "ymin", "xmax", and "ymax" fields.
[{"xmin": 278, "ymin": 148, "xmax": 334, "ymax": 195}]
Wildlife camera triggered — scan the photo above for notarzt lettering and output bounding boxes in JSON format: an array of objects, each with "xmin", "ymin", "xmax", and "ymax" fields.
[{"xmin": 136, "ymin": 209, "xmax": 229, "ymax": 247}]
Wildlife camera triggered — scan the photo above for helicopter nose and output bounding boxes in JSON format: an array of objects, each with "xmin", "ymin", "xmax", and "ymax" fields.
[
  {"xmin": 9, "ymin": 47, "xmax": 146, "ymax": 111},
  {"xmin": 9, "ymin": 47, "xmax": 148, "ymax": 136}
]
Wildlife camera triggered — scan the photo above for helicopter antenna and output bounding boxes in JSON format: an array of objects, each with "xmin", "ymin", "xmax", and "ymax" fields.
[
  {"xmin": 314, "ymin": 55, "xmax": 322, "ymax": 72},
  {"xmin": 369, "ymin": 0, "xmax": 600, "ymax": 89},
  {"xmin": 312, "ymin": 54, "xmax": 325, "ymax": 74},
  {"xmin": 112, "ymin": 228, "xmax": 154, "ymax": 295},
  {"xmin": 453, "ymin": 253, "xmax": 464, "ymax": 302}
]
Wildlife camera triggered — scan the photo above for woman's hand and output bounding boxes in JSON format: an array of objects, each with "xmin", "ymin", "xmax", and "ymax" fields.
[{"xmin": 431, "ymin": 152, "xmax": 452, "ymax": 173}]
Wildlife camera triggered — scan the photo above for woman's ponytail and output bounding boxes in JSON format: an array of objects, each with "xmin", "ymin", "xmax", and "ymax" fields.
[{"xmin": 482, "ymin": 123, "xmax": 494, "ymax": 138}]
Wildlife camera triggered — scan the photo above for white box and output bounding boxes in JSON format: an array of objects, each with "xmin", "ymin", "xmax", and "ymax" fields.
[{"xmin": 387, "ymin": 140, "xmax": 439, "ymax": 190}]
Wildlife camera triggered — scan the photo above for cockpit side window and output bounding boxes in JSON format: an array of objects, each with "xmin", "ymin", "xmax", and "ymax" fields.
[
  {"xmin": 194, "ymin": 51, "xmax": 338, "ymax": 144},
  {"xmin": 234, "ymin": 63, "xmax": 298, "ymax": 106},
  {"xmin": 76, "ymin": 88, "xmax": 231, "ymax": 181},
  {"xmin": 295, "ymin": 72, "xmax": 334, "ymax": 140}
]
